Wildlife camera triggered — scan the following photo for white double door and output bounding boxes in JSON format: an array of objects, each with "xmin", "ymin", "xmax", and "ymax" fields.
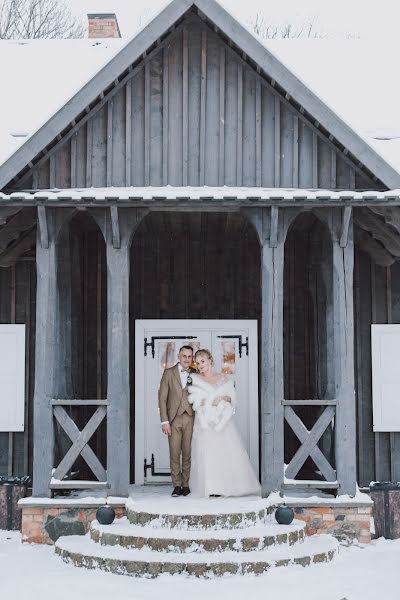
[{"xmin": 135, "ymin": 320, "xmax": 258, "ymax": 484}]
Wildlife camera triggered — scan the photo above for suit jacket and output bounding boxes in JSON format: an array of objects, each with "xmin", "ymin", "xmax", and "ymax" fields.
[{"xmin": 158, "ymin": 364, "xmax": 194, "ymax": 423}]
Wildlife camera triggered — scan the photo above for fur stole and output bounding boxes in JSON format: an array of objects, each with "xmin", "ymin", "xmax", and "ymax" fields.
[{"xmin": 188, "ymin": 374, "xmax": 236, "ymax": 432}]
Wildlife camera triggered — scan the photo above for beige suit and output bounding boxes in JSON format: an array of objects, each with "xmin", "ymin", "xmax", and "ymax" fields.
[{"xmin": 158, "ymin": 364, "xmax": 194, "ymax": 487}]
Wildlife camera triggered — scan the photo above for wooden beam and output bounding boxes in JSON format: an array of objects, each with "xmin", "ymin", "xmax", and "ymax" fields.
[
  {"xmin": 162, "ymin": 45, "xmax": 169, "ymax": 185},
  {"xmin": 199, "ymin": 29, "xmax": 207, "ymax": 186},
  {"xmin": 0, "ymin": 209, "xmax": 36, "ymax": 253},
  {"xmin": 274, "ymin": 97, "xmax": 280, "ymax": 187},
  {"xmin": 354, "ymin": 226, "xmax": 395, "ymax": 267},
  {"xmin": 285, "ymin": 405, "xmax": 336, "ymax": 481},
  {"xmin": 110, "ymin": 206, "xmax": 121, "ymax": 249},
  {"xmin": 0, "ymin": 225, "xmax": 36, "ymax": 267},
  {"xmin": 86, "ymin": 120, "xmax": 93, "ymax": 188},
  {"xmin": 255, "ymin": 79, "xmax": 262, "ymax": 187},
  {"xmin": 369, "ymin": 206, "xmax": 400, "ymax": 235},
  {"xmin": 236, "ymin": 62, "xmax": 243, "ymax": 185},
  {"xmin": 219, "ymin": 45, "xmax": 226, "ymax": 186},
  {"xmin": 37, "ymin": 206, "xmax": 49, "ymax": 248},
  {"xmin": 182, "ymin": 27, "xmax": 189, "ymax": 186},
  {"xmin": 292, "ymin": 115, "xmax": 299, "ymax": 187},
  {"xmin": 107, "ymin": 100, "xmax": 113, "ymax": 187},
  {"xmin": 270, "ymin": 206, "xmax": 279, "ymax": 248},
  {"xmin": 340, "ymin": 206, "xmax": 352, "ymax": 248},
  {"xmin": 53, "ymin": 405, "xmax": 107, "ymax": 482},
  {"xmin": 144, "ymin": 62, "xmax": 150, "ymax": 186},
  {"xmin": 355, "ymin": 208, "xmax": 400, "ymax": 257},
  {"xmin": 125, "ymin": 80, "xmax": 132, "ymax": 186}
]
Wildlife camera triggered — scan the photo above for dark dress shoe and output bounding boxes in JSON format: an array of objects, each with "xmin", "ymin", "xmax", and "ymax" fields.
[
  {"xmin": 182, "ymin": 487, "xmax": 191, "ymax": 496},
  {"xmin": 172, "ymin": 486, "xmax": 182, "ymax": 497}
]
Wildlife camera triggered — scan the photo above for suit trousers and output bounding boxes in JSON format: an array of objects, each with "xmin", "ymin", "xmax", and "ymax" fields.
[{"xmin": 169, "ymin": 412, "xmax": 194, "ymax": 487}]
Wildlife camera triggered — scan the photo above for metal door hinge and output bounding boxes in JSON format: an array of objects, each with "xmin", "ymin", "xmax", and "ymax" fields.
[
  {"xmin": 217, "ymin": 335, "xmax": 249, "ymax": 357},
  {"xmin": 144, "ymin": 336, "xmax": 197, "ymax": 358}
]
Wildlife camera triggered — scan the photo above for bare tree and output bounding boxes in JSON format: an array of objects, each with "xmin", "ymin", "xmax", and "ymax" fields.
[
  {"xmin": 0, "ymin": 0, "xmax": 85, "ymax": 39},
  {"xmin": 249, "ymin": 13, "xmax": 324, "ymax": 39}
]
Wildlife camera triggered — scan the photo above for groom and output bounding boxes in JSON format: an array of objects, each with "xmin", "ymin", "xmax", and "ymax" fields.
[{"xmin": 158, "ymin": 345, "xmax": 195, "ymax": 497}]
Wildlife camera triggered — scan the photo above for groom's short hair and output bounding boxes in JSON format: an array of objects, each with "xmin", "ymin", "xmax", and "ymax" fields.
[{"xmin": 179, "ymin": 345, "xmax": 193, "ymax": 354}]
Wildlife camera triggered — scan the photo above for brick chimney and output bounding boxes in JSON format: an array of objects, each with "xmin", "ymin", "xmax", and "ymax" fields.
[{"xmin": 88, "ymin": 13, "xmax": 121, "ymax": 38}]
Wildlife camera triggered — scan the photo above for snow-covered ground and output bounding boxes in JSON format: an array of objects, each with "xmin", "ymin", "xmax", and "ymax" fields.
[{"xmin": 1, "ymin": 530, "xmax": 399, "ymax": 600}]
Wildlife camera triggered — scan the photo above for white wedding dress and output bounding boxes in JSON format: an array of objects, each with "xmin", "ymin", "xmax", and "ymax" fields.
[{"xmin": 188, "ymin": 373, "xmax": 261, "ymax": 498}]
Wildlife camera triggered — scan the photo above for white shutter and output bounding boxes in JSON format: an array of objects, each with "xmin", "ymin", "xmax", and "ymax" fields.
[
  {"xmin": 0, "ymin": 325, "xmax": 25, "ymax": 432},
  {"xmin": 372, "ymin": 324, "xmax": 400, "ymax": 432}
]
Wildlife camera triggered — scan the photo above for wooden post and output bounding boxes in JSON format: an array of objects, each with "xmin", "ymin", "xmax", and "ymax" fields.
[
  {"xmin": 242, "ymin": 207, "xmax": 285, "ymax": 495},
  {"xmin": 32, "ymin": 208, "xmax": 72, "ymax": 496},
  {"xmin": 331, "ymin": 208, "xmax": 357, "ymax": 496},
  {"xmin": 103, "ymin": 208, "xmax": 147, "ymax": 496}
]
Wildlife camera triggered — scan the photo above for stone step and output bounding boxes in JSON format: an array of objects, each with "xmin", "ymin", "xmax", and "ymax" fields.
[
  {"xmin": 125, "ymin": 495, "xmax": 277, "ymax": 530},
  {"xmin": 90, "ymin": 517, "xmax": 306, "ymax": 553},
  {"xmin": 55, "ymin": 533, "xmax": 338, "ymax": 578}
]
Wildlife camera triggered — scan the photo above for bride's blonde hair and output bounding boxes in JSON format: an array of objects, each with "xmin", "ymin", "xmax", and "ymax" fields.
[{"xmin": 195, "ymin": 348, "xmax": 214, "ymax": 366}]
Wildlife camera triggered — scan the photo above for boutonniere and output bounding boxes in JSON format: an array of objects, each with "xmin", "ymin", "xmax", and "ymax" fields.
[{"xmin": 187, "ymin": 375, "xmax": 192, "ymax": 386}]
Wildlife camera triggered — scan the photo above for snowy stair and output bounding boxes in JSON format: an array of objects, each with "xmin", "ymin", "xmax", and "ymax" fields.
[{"xmin": 54, "ymin": 495, "xmax": 339, "ymax": 577}]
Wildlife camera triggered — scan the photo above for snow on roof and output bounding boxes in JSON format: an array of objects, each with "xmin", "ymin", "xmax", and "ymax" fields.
[
  {"xmin": 1, "ymin": 186, "xmax": 400, "ymax": 205},
  {"xmin": 0, "ymin": 38, "xmax": 124, "ymax": 165},
  {"xmin": 263, "ymin": 39, "xmax": 400, "ymax": 174}
]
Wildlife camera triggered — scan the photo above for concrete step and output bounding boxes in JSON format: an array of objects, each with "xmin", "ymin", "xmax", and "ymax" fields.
[
  {"xmin": 125, "ymin": 495, "xmax": 277, "ymax": 530},
  {"xmin": 55, "ymin": 533, "xmax": 338, "ymax": 578},
  {"xmin": 90, "ymin": 517, "xmax": 306, "ymax": 553}
]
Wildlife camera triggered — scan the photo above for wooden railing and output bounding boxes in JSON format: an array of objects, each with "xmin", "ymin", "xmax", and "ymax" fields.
[
  {"xmin": 282, "ymin": 399, "xmax": 338, "ymax": 489},
  {"xmin": 50, "ymin": 399, "xmax": 109, "ymax": 490}
]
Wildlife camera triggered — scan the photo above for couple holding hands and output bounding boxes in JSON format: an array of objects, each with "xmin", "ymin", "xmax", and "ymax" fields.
[{"xmin": 158, "ymin": 345, "xmax": 261, "ymax": 498}]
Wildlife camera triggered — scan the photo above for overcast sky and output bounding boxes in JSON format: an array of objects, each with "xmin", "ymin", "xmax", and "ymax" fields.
[{"xmin": 69, "ymin": 0, "xmax": 400, "ymax": 39}]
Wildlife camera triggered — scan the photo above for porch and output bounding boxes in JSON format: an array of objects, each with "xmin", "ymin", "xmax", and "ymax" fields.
[{"xmin": 0, "ymin": 186, "xmax": 372, "ymax": 500}]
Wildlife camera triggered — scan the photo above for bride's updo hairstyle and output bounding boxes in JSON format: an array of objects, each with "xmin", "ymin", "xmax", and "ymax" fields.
[{"xmin": 195, "ymin": 348, "xmax": 214, "ymax": 366}]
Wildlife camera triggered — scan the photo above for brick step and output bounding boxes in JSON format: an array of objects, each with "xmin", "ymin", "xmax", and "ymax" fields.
[
  {"xmin": 125, "ymin": 495, "xmax": 277, "ymax": 530},
  {"xmin": 55, "ymin": 533, "xmax": 338, "ymax": 578},
  {"xmin": 90, "ymin": 517, "xmax": 306, "ymax": 553}
]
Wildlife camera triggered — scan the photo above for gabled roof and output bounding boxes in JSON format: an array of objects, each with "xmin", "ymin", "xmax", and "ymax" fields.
[{"xmin": 0, "ymin": 0, "xmax": 399, "ymax": 190}]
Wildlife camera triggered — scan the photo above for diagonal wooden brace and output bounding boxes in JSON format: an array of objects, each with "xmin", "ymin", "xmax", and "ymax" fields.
[
  {"xmin": 53, "ymin": 406, "xmax": 107, "ymax": 482},
  {"xmin": 284, "ymin": 405, "xmax": 336, "ymax": 481}
]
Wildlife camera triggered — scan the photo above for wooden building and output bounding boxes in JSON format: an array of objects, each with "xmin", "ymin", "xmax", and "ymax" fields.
[{"xmin": 1, "ymin": 0, "xmax": 400, "ymax": 501}]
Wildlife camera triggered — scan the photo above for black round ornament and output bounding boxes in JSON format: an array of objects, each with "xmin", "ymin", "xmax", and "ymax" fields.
[
  {"xmin": 275, "ymin": 505, "xmax": 294, "ymax": 525},
  {"xmin": 96, "ymin": 504, "xmax": 115, "ymax": 525}
]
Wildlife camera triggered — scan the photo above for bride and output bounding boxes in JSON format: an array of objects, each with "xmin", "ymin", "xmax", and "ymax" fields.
[{"xmin": 188, "ymin": 348, "xmax": 261, "ymax": 497}]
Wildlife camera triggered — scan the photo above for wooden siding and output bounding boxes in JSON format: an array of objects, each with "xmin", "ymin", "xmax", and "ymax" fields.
[
  {"xmin": 19, "ymin": 15, "xmax": 374, "ymax": 192},
  {"xmin": 354, "ymin": 244, "xmax": 400, "ymax": 486}
]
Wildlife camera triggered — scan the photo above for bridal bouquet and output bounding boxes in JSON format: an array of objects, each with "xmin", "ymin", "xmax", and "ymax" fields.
[{"xmin": 188, "ymin": 375, "xmax": 236, "ymax": 432}]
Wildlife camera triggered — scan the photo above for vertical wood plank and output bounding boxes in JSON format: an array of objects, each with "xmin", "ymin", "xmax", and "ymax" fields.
[
  {"xmin": 70, "ymin": 134, "xmax": 77, "ymax": 188},
  {"xmin": 49, "ymin": 155, "xmax": 56, "ymax": 188},
  {"xmin": 7, "ymin": 266, "xmax": 16, "ymax": 475},
  {"xmin": 386, "ymin": 266, "xmax": 396, "ymax": 481},
  {"xmin": 86, "ymin": 120, "xmax": 93, "ymax": 188},
  {"xmin": 236, "ymin": 63, "xmax": 243, "ymax": 186},
  {"xmin": 162, "ymin": 46, "xmax": 169, "ymax": 185},
  {"xmin": 144, "ymin": 61, "xmax": 150, "ymax": 187},
  {"xmin": 332, "ymin": 211, "xmax": 357, "ymax": 495},
  {"xmin": 125, "ymin": 81, "xmax": 132, "ymax": 186},
  {"xmin": 199, "ymin": 30, "xmax": 207, "ymax": 186},
  {"xmin": 274, "ymin": 97, "xmax": 280, "ymax": 187},
  {"xmin": 255, "ymin": 80, "xmax": 262, "ymax": 187},
  {"xmin": 182, "ymin": 28, "xmax": 189, "ymax": 186},
  {"xmin": 349, "ymin": 167, "xmax": 356, "ymax": 190},
  {"xmin": 312, "ymin": 133, "xmax": 318, "ymax": 187},
  {"xmin": 107, "ymin": 101, "xmax": 113, "ymax": 187},
  {"xmin": 32, "ymin": 170, "xmax": 39, "ymax": 189},
  {"xmin": 219, "ymin": 45, "xmax": 225, "ymax": 186},
  {"xmin": 23, "ymin": 263, "xmax": 31, "ymax": 475},
  {"xmin": 292, "ymin": 115, "xmax": 299, "ymax": 187},
  {"xmin": 330, "ymin": 150, "xmax": 337, "ymax": 189}
]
